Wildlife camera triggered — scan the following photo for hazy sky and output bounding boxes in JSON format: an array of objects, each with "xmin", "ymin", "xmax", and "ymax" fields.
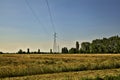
[{"xmin": 0, "ymin": 0, "xmax": 120, "ymax": 52}]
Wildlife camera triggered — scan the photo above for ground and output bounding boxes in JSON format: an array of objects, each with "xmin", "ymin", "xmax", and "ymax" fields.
[{"xmin": 0, "ymin": 54, "xmax": 120, "ymax": 80}]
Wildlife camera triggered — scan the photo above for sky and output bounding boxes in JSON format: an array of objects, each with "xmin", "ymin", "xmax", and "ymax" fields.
[{"xmin": 0, "ymin": 0, "xmax": 120, "ymax": 52}]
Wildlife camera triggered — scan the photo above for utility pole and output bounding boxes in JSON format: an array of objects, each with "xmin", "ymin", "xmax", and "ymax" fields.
[{"xmin": 53, "ymin": 32, "xmax": 57, "ymax": 53}]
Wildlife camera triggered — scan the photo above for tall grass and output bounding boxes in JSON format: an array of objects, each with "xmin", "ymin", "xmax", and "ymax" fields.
[
  {"xmin": 81, "ymin": 75, "xmax": 120, "ymax": 80},
  {"xmin": 0, "ymin": 54, "xmax": 120, "ymax": 78}
]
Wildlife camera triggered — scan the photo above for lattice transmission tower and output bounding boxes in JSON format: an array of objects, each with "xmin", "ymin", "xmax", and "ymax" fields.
[{"xmin": 53, "ymin": 32, "xmax": 57, "ymax": 53}]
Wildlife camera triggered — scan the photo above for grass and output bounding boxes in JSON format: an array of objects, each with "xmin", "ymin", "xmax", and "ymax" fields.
[
  {"xmin": 0, "ymin": 54, "xmax": 120, "ymax": 79},
  {"xmin": 1, "ymin": 68, "xmax": 120, "ymax": 80},
  {"xmin": 82, "ymin": 75, "xmax": 120, "ymax": 80}
]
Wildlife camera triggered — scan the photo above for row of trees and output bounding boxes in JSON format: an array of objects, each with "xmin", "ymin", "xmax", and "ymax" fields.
[
  {"xmin": 81, "ymin": 35, "xmax": 120, "ymax": 53},
  {"xmin": 62, "ymin": 35, "xmax": 120, "ymax": 53},
  {"xmin": 62, "ymin": 41, "xmax": 79, "ymax": 53},
  {"xmin": 1, "ymin": 35, "xmax": 119, "ymax": 54},
  {"xmin": 18, "ymin": 48, "xmax": 41, "ymax": 54}
]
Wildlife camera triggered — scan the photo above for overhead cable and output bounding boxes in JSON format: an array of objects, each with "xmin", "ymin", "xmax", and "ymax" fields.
[
  {"xmin": 45, "ymin": 0, "xmax": 56, "ymax": 33},
  {"xmin": 25, "ymin": 0, "xmax": 49, "ymax": 35}
]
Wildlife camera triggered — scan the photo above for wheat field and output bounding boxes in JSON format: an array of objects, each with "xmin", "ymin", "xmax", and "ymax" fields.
[{"xmin": 0, "ymin": 54, "xmax": 120, "ymax": 80}]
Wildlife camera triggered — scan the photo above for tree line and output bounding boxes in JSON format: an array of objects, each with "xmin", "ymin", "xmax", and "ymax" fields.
[
  {"xmin": 62, "ymin": 35, "xmax": 120, "ymax": 53},
  {"xmin": 0, "ymin": 35, "xmax": 120, "ymax": 54},
  {"xmin": 17, "ymin": 49, "xmax": 48, "ymax": 54}
]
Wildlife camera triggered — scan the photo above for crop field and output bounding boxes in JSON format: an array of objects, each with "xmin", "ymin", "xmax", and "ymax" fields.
[{"xmin": 0, "ymin": 54, "xmax": 120, "ymax": 80}]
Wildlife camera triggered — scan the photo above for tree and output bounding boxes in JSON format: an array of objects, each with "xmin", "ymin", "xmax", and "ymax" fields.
[
  {"xmin": 38, "ymin": 49, "xmax": 40, "ymax": 53},
  {"xmin": 18, "ymin": 49, "xmax": 23, "ymax": 54},
  {"xmin": 69, "ymin": 48, "xmax": 77, "ymax": 53},
  {"xmin": 76, "ymin": 41, "xmax": 79, "ymax": 50},
  {"xmin": 76, "ymin": 41, "xmax": 79, "ymax": 53},
  {"xmin": 62, "ymin": 47, "xmax": 68, "ymax": 53},
  {"xmin": 81, "ymin": 42, "xmax": 90, "ymax": 53},
  {"xmin": 50, "ymin": 49, "xmax": 52, "ymax": 53},
  {"xmin": 27, "ymin": 48, "xmax": 30, "ymax": 54},
  {"xmin": 0, "ymin": 52, "xmax": 3, "ymax": 54},
  {"xmin": 90, "ymin": 35, "xmax": 120, "ymax": 53}
]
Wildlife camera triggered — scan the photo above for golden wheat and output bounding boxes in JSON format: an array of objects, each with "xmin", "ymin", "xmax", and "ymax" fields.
[{"xmin": 0, "ymin": 54, "xmax": 120, "ymax": 79}]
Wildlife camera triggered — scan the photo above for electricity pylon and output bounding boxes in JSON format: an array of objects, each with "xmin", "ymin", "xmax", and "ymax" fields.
[{"xmin": 53, "ymin": 32, "xmax": 57, "ymax": 53}]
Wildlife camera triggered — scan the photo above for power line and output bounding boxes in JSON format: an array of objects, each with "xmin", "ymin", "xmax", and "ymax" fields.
[
  {"xmin": 45, "ymin": 0, "xmax": 56, "ymax": 33},
  {"xmin": 58, "ymin": 37, "xmax": 74, "ymax": 46},
  {"xmin": 45, "ymin": 0, "xmax": 74, "ymax": 50},
  {"xmin": 45, "ymin": 0, "xmax": 59, "ymax": 53},
  {"xmin": 25, "ymin": 0, "xmax": 49, "ymax": 35}
]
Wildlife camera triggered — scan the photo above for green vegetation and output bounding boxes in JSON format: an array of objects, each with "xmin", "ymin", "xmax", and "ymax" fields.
[
  {"xmin": 80, "ymin": 35, "xmax": 120, "ymax": 53},
  {"xmin": 0, "ymin": 54, "xmax": 120, "ymax": 79},
  {"xmin": 0, "ymin": 35, "xmax": 120, "ymax": 79},
  {"xmin": 0, "ymin": 52, "xmax": 3, "ymax": 54},
  {"xmin": 82, "ymin": 75, "xmax": 120, "ymax": 80},
  {"xmin": 61, "ymin": 35, "xmax": 120, "ymax": 54},
  {"xmin": 6, "ymin": 35, "xmax": 118, "ymax": 54},
  {"xmin": 1, "ymin": 67, "xmax": 120, "ymax": 80},
  {"xmin": 62, "ymin": 47, "xmax": 68, "ymax": 53}
]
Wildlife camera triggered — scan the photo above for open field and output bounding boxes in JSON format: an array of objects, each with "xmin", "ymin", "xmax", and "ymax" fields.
[
  {"xmin": 0, "ymin": 54, "xmax": 120, "ymax": 80},
  {"xmin": 1, "ymin": 68, "xmax": 120, "ymax": 80}
]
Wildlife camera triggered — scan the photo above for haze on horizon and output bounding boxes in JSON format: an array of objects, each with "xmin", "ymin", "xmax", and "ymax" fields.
[{"xmin": 0, "ymin": 0, "xmax": 120, "ymax": 53}]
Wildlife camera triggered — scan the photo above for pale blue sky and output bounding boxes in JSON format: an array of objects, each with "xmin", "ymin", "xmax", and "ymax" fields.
[{"xmin": 0, "ymin": 0, "xmax": 120, "ymax": 52}]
